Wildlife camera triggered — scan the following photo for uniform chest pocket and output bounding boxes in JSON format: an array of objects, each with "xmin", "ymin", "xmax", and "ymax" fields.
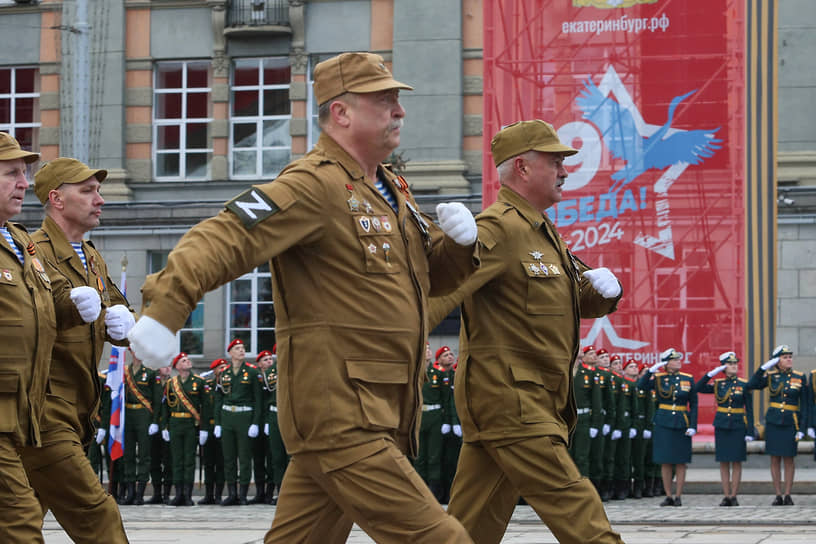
[
  {"xmin": 357, "ymin": 228, "xmax": 400, "ymax": 275},
  {"xmin": 522, "ymin": 261, "xmax": 568, "ymax": 315}
]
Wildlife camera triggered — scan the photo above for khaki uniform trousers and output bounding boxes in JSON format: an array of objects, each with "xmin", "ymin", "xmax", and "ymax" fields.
[
  {"xmin": 447, "ymin": 435, "xmax": 623, "ymax": 544},
  {"xmin": 22, "ymin": 435, "xmax": 128, "ymax": 544},
  {"xmin": 0, "ymin": 435, "xmax": 44, "ymax": 544},
  {"xmin": 264, "ymin": 439, "xmax": 472, "ymax": 544}
]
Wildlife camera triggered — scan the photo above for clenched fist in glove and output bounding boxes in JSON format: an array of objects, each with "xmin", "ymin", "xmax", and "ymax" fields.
[
  {"xmin": 70, "ymin": 286, "xmax": 101, "ymax": 323},
  {"xmin": 214, "ymin": 425, "xmax": 222, "ymax": 439},
  {"xmin": 148, "ymin": 423, "xmax": 159, "ymax": 436},
  {"xmin": 685, "ymin": 428, "xmax": 697, "ymax": 437},
  {"xmin": 453, "ymin": 425, "xmax": 462, "ymax": 437},
  {"xmin": 582, "ymin": 267, "xmax": 621, "ymax": 299},
  {"xmin": 96, "ymin": 428, "xmax": 106, "ymax": 444},
  {"xmin": 436, "ymin": 202, "xmax": 477, "ymax": 246},
  {"xmin": 127, "ymin": 316, "xmax": 177, "ymax": 367},
  {"xmin": 248, "ymin": 424, "xmax": 259, "ymax": 438},
  {"xmin": 629, "ymin": 428, "xmax": 637, "ymax": 439},
  {"xmin": 199, "ymin": 431, "xmax": 208, "ymax": 446},
  {"xmin": 162, "ymin": 429, "xmax": 170, "ymax": 442},
  {"xmin": 441, "ymin": 424, "xmax": 451, "ymax": 435},
  {"xmin": 643, "ymin": 429, "xmax": 652, "ymax": 440},
  {"xmin": 589, "ymin": 427, "xmax": 598, "ymax": 438},
  {"xmin": 611, "ymin": 429, "xmax": 622, "ymax": 441},
  {"xmin": 105, "ymin": 305, "xmax": 135, "ymax": 341}
]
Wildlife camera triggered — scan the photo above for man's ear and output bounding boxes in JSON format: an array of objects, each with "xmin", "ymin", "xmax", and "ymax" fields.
[{"xmin": 330, "ymin": 99, "xmax": 352, "ymax": 128}]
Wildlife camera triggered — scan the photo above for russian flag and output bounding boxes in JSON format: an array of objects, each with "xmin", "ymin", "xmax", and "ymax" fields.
[{"xmin": 105, "ymin": 267, "xmax": 127, "ymax": 461}]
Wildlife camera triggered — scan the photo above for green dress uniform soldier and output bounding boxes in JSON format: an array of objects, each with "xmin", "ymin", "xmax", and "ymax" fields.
[
  {"xmin": 747, "ymin": 344, "xmax": 806, "ymax": 505},
  {"xmin": 150, "ymin": 364, "xmax": 174, "ymax": 503},
  {"xmin": 439, "ymin": 349, "xmax": 462, "ymax": 504},
  {"xmin": 120, "ymin": 352, "xmax": 162, "ymax": 505},
  {"xmin": 628, "ymin": 361, "xmax": 651, "ymax": 498},
  {"xmin": 162, "ymin": 352, "xmax": 210, "ymax": 506},
  {"xmin": 415, "ymin": 344, "xmax": 452, "ymax": 500},
  {"xmin": 611, "ymin": 357, "xmax": 639, "ymax": 500},
  {"xmin": 248, "ymin": 349, "xmax": 273, "ymax": 505},
  {"xmin": 214, "ymin": 339, "xmax": 263, "ymax": 506},
  {"xmin": 587, "ymin": 346, "xmax": 614, "ymax": 498},
  {"xmin": 596, "ymin": 348, "xmax": 620, "ymax": 501},
  {"xmin": 198, "ymin": 359, "xmax": 228, "ymax": 505},
  {"xmin": 569, "ymin": 352, "xmax": 601, "ymax": 477},
  {"xmin": 695, "ymin": 351, "xmax": 755, "ymax": 506},
  {"xmin": 87, "ymin": 371, "xmax": 109, "ymax": 482},
  {"xmin": 638, "ymin": 348, "xmax": 698, "ymax": 507},
  {"xmin": 259, "ymin": 348, "xmax": 289, "ymax": 504}
]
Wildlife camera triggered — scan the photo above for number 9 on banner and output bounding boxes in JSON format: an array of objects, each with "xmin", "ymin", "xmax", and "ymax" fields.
[{"xmin": 557, "ymin": 121, "xmax": 601, "ymax": 192}]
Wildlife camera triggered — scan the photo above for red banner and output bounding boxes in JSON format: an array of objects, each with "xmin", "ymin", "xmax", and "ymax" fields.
[{"xmin": 483, "ymin": 0, "xmax": 747, "ymax": 434}]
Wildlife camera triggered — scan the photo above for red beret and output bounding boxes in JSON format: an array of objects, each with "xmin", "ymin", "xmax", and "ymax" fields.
[
  {"xmin": 624, "ymin": 358, "xmax": 638, "ymax": 369},
  {"xmin": 609, "ymin": 354, "xmax": 621, "ymax": 363},
  {"xmin": 582, "ymin": 345, "xmax": 595, "ymax": 354},
  {"xmin": 435, "ymin": 346, "xmax": 452, "ymax": 361},
  {"xmin": 272, "ymin": 343, "xmax": 277, "ymax": 355},
  {"xmin": 227, "ymin": 338, "xmax": 244, "ymax": 352},
  {"xmin": 209, "ymin": 358, "xmax": 228, "ymax": 370},
  {"xmin": 597, "ymin": 348, "xmax": 608, "ymax": 355},
  {"xmin": 256, "ymin": 350, "xmax": 273, "ymax": 362},
  {"xmin": 637, "ymin": 362, "xmax": 648, "ymax": 373},
  {"xmin": 172, "ymin": 352, "xmax": 187, "ymax": 368}
]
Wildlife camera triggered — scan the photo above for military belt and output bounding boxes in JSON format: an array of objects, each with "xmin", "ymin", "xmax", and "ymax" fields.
[
  {"xmin": 269, "ymin": 405, "xmax": 278, "ymax": 412},
  {"xmin": 770, "ymin": 402, "xmax": 798, "ymax": 411},
  {"xmin": 171, "ymin": 412, "xmax": 193, "ymax": 419},
  {"xmin": 222, "ymin": 405, "xmax": 253, "ymax": 412},
  {"xmin": 576, "ymin": 408, "xmax": 591, "ymax": 415},
  {"xmin": 716, "ymin": 407, "xmax": 745, "ymax": 414},
  {"xmin": 125, "ymin": 403, "xmax": 146, "ymax": 410},
  {"xmin": 422, "ymin": 404, "xmax": 442, "ymax": 411},
  {"xmin": 658, "ymin": 404, "xmax": 687, "ymax": 412}
]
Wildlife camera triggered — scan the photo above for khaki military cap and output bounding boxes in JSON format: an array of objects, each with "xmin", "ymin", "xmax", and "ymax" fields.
[
  {"xmin": 313, "ymin": 52, "xmax": 413, "ymax": 106},
  {"xmin": 34, "ymin": 157, "xmax": 107, "ymax": 204},
  {"xmin": 0, "ymin": 132, "xmax": 39, "ymax": 164},
  {"xmin": 490, "ymin": 120, "xmax": 578, "ymax": 167}
]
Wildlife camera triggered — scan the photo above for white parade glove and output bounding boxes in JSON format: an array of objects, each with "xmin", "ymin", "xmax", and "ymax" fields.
[
  {"xmin": 589, "ymin": 427, "xmax": 598, "ymax": 438},
  {"xmin": 760, "ymin": 357, "xmax": 779, "ymax": 371},
  {"xmin": 441, "ymin": 423, "xmax": 451, "ymax": 435},
  {"xmin": 436, "ymin": 202, "xmax": 477, "ymax": 246},
  {"xmin": 104, "ymin": 304, "xmax": 136, "ymax": 341},
  {"xmin": 745, "ymin": 435, "xmax": 754, "ymax": 442},
  {"xmin": 629, "ymin": 428, "xmax": 637, "ymax": 439},
  {"xmin": 649, "ymin": 361, "xmax": 668, "ymax": 374},
  {"xmin": 707, "ymin": 365, "xmax": 727, "ymax": 378},
  {"xmin": 808, "ymin": 428, "xmax": 816, "ymax": 439},
  {"xmin": 582, "ymin": 267, "xmax": 621, "ymax": 299},
  {"xmin": 199, "ymin": 430, "xmax": 208, "ymax": 445},
  {"xmin": 70, "ymin": 286, "xmax": 101, "ymax": 323},
  {"xmin": 161, "ymin": 429, "xmax": 170, "ymax": 442},
  {"xmin": 685, "ymin": 428, "xmax": 697, "ymax": 437},
  {"xmin": 643, "ymin": 429, "xmax": 652, "ymax": 439},
  {"xmin": 248, "ymin": 424, "xmax": 259, "ymax": 438},
  {"xmin": 148, "ymin": 423, "xmax": 159, "ymax": 436},
  {"xmin": 214, "ymin": 425, "xmax": 222, "ymax": 438},
  {"xmin": 96, "ymin": 428, "xmax": 106, "ymax": 444},
  {"xmin": 602, "ymin": 424, "xmax": 610, "ymax": 436},
  {"xmin": 127, "ymin": 316, "xmax": 177, "ymax": 367},
  {"xmin": 795, "ymin": 431, "xmax": 804, "ymax": 441},
  {"xmin": 611, "ymin": 429, "xmax": 622, "ymax": 440},
  {"xmin": 264, "ymin": 423, "xmax": 270, "ymax": 436},
  {"xmin": 453, "ymin": 425, "xmax": 462, "ymax": 437}
]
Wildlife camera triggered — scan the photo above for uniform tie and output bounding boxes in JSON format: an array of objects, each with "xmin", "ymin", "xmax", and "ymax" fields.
[{"xmin": 0, "ymin": 226, "xmax": 24, "ymax": 264}]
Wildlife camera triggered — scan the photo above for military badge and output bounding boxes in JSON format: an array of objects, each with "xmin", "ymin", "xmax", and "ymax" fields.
[
  {"xmin": 2, "ymin": 269, "xmax": 11, "ymax": 281},
  {"xmin": 529, "ymin": 250, "xmax": 543, "ymax": 260},
  {"xmin": 382, "ymin": 242, "xmax": 391, "ymax": 264},
  {"xmin": 371, "ymin": 217, "xmax": 382, "ymax": 232},
  {"xmin": 347, "ymin": 195, "xmax": 360, "ymax": 212},
  {"xmin": 368, "ymin": 243, "xmax": 377, "ymax": 255},
  {"xmin": 380, "ymin": 216, "xmax": 392, "ymax": 232},
  {"xmin": 359, "ymin": 216, "xmax": 371, "ymax": 232},
  {"xmin": 363, "ymin": 200, "xmax": 374, "ymax": 214}
]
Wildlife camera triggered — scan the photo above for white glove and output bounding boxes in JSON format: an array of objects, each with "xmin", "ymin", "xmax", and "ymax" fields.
[
  {"xmin": 70, "ymin": 286, "xmax": 101, "ymax": 323},
  {"xmin": 643, "ymin": 429, "xmax": 652, "ymax": 439},
  {"xmin": 148, "ymin": 423, "xmax": 159, "ymax": 436},
  {"xmin": 707, "ymin": 365, "xmax": 727, "ymax": 378},
  {"xmin": 264, "ymin": 423, "xmax": 270, "ymax": 436},
  {"xmin": 808, "ymin": 428, "xmax": 816, "ymax": 439},
  {"xmin": 453, "ymin": 425, "xmax": 462, "ymax": 437},
  {"xmin": 745, "ymin": 435, "xmax": 754, "ymax": 442},
  {"xmin": 649, "ymin": 361, "xmax": 668, "ymax": 373},
  {"xmin": 582, "ymin": 267, "xmax": 621, "ymax": 298},
  {"xmin": 127, "ymin": 316, "xmax": 177, "ymax": 367},
  {"xmin": 105, "ymin": 304, "xmax": 135, "ymax": 341},
  {"xmin": 685, "ymin": 428, "xmax": 697, "ymax": 437},
  {"xmin": 199, "ymin": 430, "xmax": 208, "ymax": 445},
  {"xmin": 761, "ymin": 357, "xmax": 779, "ymax": 371},
  {"xmin": 96, "ymin": 428, "xmax": 106, "ymax": 444},
  {"xmin": 162, "ymin": 429, "xmax": 170, "ymax": 442},
  {"xmin": 629, "ymin": 428, "xmax": 637, "ymax": 439},
  {"xmin": 589, "ymin": 427, "xmax": 598, "ymax": 438},
  {"xmin": 248, "ymin": 424, "xmax": 259, "ymax": 438},
  {"xmin": 795, "ymin": 431, "xmax": 804, "ymax": 441},
  {"xmin": 441, "ymin": 423, "xmax": 451, "ymax": 435},
  {"xmin": 436, "ymin": 202, "xmax": 477, "ymax": 246},
  {"xmin": 611, "ymin": 429, "xmax": 622, "ymax": 440},
  {"xmin": 602, "ymin": 424, "xmax": 610, "ymax": 436},
  {"xmin": 214, "ymin": 425, "xmax": 222, "ymax": 438}
]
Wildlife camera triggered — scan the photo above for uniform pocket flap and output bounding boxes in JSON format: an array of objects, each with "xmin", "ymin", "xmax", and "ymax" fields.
[
  {"xmin": 0, "ymin": 372, "xmax": 20, "ymax": 393},
  {"xmin": 510, "ymin": 364, "xmax": 562, "ymax": 391},
  {"xmin": 346, "ymin": 360, "xmax": 409, "ymax": 384}
]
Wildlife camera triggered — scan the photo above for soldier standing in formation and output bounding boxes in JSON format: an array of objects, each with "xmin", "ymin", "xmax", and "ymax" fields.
[
  {"xmin": 436, "ymin": 346, "xmax": 461, "ymax": 504},
  {"xmin": 198, "ymin": 358, "xmax": 228, "ymax": 505},
  {"xmin": 150, "ymin": 363, "xmax": 174, "ymax": 503},
  {"xmin": 570, "ymin": 349, "xmax": 601, "ymax": 478},
  {"xmin": 259, "ymin": 347, "xmax": 288, "ymax": 504},
  {"xmin": 611, "ymin": 356, "xmax": 638, "ymax": 500}
]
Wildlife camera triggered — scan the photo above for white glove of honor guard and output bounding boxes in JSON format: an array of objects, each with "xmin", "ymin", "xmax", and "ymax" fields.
[
  {"xmin": 96, "ymin": 428, "xmax": 106, "ymax": 444},
  {"xmin": 436, "ymin": 202, "xmax": 477, "ymax": 246},
  {"xmin": 148, "ymin": 423, "xmax": 159, "ymax": 436},
  {"xmin": 643, "ymin": 429, "xmax": 652, "ymax": 439},
  {"xmin": 745, "ymin": 435, "xmax": 754, "ymax": 442},
  {"xmin": 611, "ymin": 429, "xmax": 622, "ymax": 441},
  {"xmin": 162, "ymin": 429, "xmax": 170, "ymax": 442},
  {"xmin": 264, "ymin": 423, "xmax": 270, "ymax": 436},
  {"xmin": 602, "ymin": 424, "xmax": 610, "ymax": 436},
  {"xmin": 70, "ymin": 286, "xmax": 101, "ymax": 323},
  {"xmin": 629, "ymin": 428, "xmax": 637, "ymax": 439},
  {"xmin": 649, "ymin": 361, "xmax": 668, "ymax": 374},
  {"xmin": 248, "ymin": 424, "xmax": 259, "ymax": 438},
  {"xmin": 199, "ymin": 431, "xmax": 208, "ymax": 445},
  {"xmin": 582, "ymin": 267, "xmax": 621, "ymax": 299},
  {"xmin": 127, "ymin": 316, "xmax": 177, "ymax": 367},
  {"xmin": 761, "ymin": 357, "xmax": 779, "ymax": 371},
  {"xmin": 707, "ymin": 365, "xmax": 727, "ymax": 378},
  {"xmin": 441, "ymin": 424, "xmax": 451, "ymax": 435},
  {"xmin": 453, "ymin": 425, "xmax": 462, "ymax": 437},
  {"xmin": 685, "ymin": 428, "xmax": 697, "ymax": 437},
  {"xmin": 795, "ymin": 431, "xmax": 804, "ymax": 441},
  {"xmin": 589, "ymin": 427, "xmax": 598, "ymax": 438},
  {"xmin": 214, "ymin": 425, "xmax": 222, "ymax": 438},
  {"xmin": 105, "ymin": 305, "xmax": 136, "ymax": 341},
  {"xmin": 808, "ymin": 428, "xmax": 816, "ymax": 439}
]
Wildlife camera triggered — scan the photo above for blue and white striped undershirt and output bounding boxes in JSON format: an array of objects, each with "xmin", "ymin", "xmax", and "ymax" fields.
[
  {"xmin": 70, "ymin": 242, "xmax": 88, "ymax": 273},
  {"xmin": 374, "ymin": 176, "xmax": 398, "ymax": 212},
  {"xmin": 0, "ymin": 227, "xmax": 24, "ymax": 264}
]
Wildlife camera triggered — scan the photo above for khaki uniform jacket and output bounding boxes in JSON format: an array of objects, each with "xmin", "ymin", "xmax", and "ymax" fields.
[
  {"xmin": 141, "ymin": 133, "xmax": 477, "ymax": 461},
  {"xmin": 33, "ymin": 215, "xmax": 132, "ymax": 446},
  {"xmin": 429, "ymin": 186, "xmax": 620, "ymax": 444},
  {"xmin": 0, "ymin": 222, "xmax": 75, "ymax": 447}
]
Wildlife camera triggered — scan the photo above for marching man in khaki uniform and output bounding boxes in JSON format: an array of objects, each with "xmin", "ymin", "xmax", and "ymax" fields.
[
  {"xmin": 22, "ymin": 158, "xmax": 134, "ymax": 543},
  {"xmin": 429, "ymin": 120, "xmax": 624, "ymax": 544},
  {"xmin": 0, "ymin": 134, "xmax": 101, "ymax": 544},
  {"xmin": 127, "ymin": 52, "xmax": 478, "ymax": 543}
]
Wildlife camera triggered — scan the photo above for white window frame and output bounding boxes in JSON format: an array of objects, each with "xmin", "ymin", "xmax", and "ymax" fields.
[
  {"xmin": 0, "ymin": 66, "xmax": 40, "ymax": 151},
  {"xmin": 152, "ymin": 60, "xmax": 213, "ymax": 181},
  {"xmin": 229, "ymin": 57, "xmax": 291, "ymax": 180},
  {"xmin": 225, "ymin": 265, "xmax": 275, "ymax": 357}
]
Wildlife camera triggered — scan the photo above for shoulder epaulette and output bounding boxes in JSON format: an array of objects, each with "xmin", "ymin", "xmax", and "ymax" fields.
[
  {"xmin": 245, "ymin": 362, "xmax": 257, "ymax": 369},
  {"xmin": 679, "ymin": 372, "xmax": 693, "ymax": 378}
]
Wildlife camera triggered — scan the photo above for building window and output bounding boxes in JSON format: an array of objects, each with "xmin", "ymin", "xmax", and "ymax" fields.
[
  {"xmin": 0, "ymin": 66, "xmax": 40, "ymax": 152},
  {"xmin": 153, "ymin": 61, "xmax": 212, "ymax": 181},
  {"xmin": 226, "ymin": 262, "xmax": 275, "ymax": 355},
  {"xmin": 148, "ymin": 251, "xmax": 204, "ymax": 356},
  {"xmin": 230, "ymin": 57, "xmax": 291, "ymax": 179}
]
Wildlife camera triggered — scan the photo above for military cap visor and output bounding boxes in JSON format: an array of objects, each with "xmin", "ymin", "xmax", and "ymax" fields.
[
  {"xmin": 34, "ymin": 157, "xmax": 107, "ymax": 204},
  {"xmin": 772, "ymin": 345, "xmax": 793, "ymax": 358},
  {"xmin": 313, "ymin": 52, "xmax": 413, "ymax": 106},
  {"xmin": 0, "ymin": 132, "xmax": 39, "ymax": 164}
]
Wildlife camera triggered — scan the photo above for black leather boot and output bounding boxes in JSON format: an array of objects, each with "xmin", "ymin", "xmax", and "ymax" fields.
[
  {"xmin": 221, "ymin": 483, "xmax": 239, "ymax": 506},
  {"xmin": 238, "ymin": 483, "xmax": 249, "ymax": 505},
  {"xmin": 162, "ymin": 482, "xmax": 172, "ymax": 504},
  {"xmin": 169, "ymin": 484, "xmax": 185, "ymax": 506},
  {"xmin": 134, "ymin": 481, "xmax": 146, "ymax": 505},
  {"xmin": 184, "ymin": 483, "xmax": 195, "ymax": 506},
  {"xmin": 147, "ymin": 482, "xmax": 163, "ymax": 504},
  {"xmin": 198, "ymin": 482, "xmax": 216, "ymax": 505},
  {"xmin": 214, "ymin": 481, "xmax": 224, "ymax": 503},
  {"xmin": 632, "ymin": 480, "xmax": 643, "ymax": 499},
  {"xmin": 247, "ymin": 483, "xmax": 265, "ymax": 504},
  {"xmin": 600, "ymin": 480, "xmax": 611, "ymax": 501},
  {"xmin": 642, "ymin": 477, "xmax": 653, "ymax": 497},
  {"xmin": 613, "ymin": 480, "xmax": 628, "ymax": 500},
  {"xmin": 118, "ymin": 482, "xmax": 135, "ymax": 505},
  {"xmin": 652, "ymin": 477, "xmax": 663, "ymax": 497},
  {"xmin": 265, "ymin": 482, "xmax": 277, "ymax": 505}
]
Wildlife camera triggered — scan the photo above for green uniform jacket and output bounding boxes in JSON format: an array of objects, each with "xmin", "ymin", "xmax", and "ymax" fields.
[
  {"xmin": 747, "ymin": 366, "xmax": 806, "ymax": 428},
  {"xmin": 422, "ymin": 363, "xmax": 451, "ymax": 409},
  {"xmin": 695, "ymin": 374, "xmax": 754, "ymax": 433},
  {"xmin": 638, "ymin": 370, "xmax": 698, "ymax": 430},
  {"xmin": 429, "ymin": 186, "xmax": 621, "ymax": 444},
  {"xmin": 161, "ymin": 374, "xmax": 210, "ymax": 430},
  {"xmin": 125, "ymin": 363, "xmax": 162, "ymax": 424},
  {"xmin": 262, "ymin": 363, "xmax": 279, "ymax": 411},
  {"xmin": 574, "ymin": 362, "xmax": 602, "ymax": 427},
  {"xmin": 596, "ymin": 367, "xmax": 616, "ymax": 428},
  {"xmin": 140, "ymin": 133, "xmax": 477, "ymax": 461},
  {"xmin": 214, "ymin": 362, "xmax": 263, "ymax": 427},
  {"xmin": 33, "ymin": 215, "xmax": 133, "ymax": 446},
  {"xmin": 616, "ymin": 375, "xmax": 638, "ymax": 432}
]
